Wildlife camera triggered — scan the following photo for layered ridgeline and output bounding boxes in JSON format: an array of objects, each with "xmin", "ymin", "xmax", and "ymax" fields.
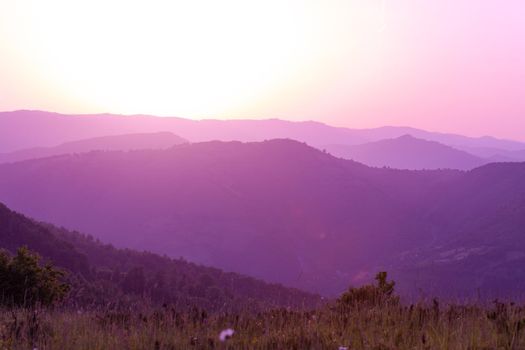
[
  {"xmin": 0, "ymin": 202, "xmax": 320, "ymax": 310},
  {"xmin": 1, "ymin": 139, "xmax": 524, "ymax": 298},
  {"xmin": 324, "ymin": 135, "xmax": 487, "ymax": 170},
  {"xmin": 2, "ymin": 110, "xmax": 525, "ymax": 163},
  {"xmin": 0, "ymin": 132, "xmax": 187, "ymax": 164}
]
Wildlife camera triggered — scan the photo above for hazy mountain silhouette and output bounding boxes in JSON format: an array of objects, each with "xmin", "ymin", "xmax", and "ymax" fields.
[
  {"xmin": 325, "ymin": 135, "xmax": 487, "ymax": 170},
  {"xmin": 2, "ymin": 110, "xmax": 524, "ymax": 157},
  {"xmin": 0, "ymin": 139, "xmax": 460, "ymax": 295},
  {"xmin": 0, "ymin": 110, "xmax": 365, "ymax": 152},
  {"xmin": 2, "ymin": 138, "xmax": 524, "ymax": 298},
  {"xmin": 511, "ymin": 149, "xmax": 525, "ymax": 160},
  {"xmin": 0, "ymin": 132, "xmax": 187, "ymax": 164},
  {"xmin": 485, "ymin": 149, "xmax": 525, "ymax": 163},
  {"xmin": 352, "ymin": 126, "xmax": 525, "ymax": 155}
]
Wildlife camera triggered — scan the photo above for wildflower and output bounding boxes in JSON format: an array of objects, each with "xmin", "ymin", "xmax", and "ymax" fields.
[{"xmin": 219, "ymin": 328, "xmax": 235, "ymax": 341}]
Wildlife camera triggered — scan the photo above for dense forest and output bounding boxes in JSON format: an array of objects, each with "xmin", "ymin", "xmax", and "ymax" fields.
[{"xmin": 0, "ymin": 202, "xmax": 320, "ymax": 311}]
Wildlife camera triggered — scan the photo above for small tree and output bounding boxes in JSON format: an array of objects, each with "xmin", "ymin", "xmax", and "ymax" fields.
[
  {"xmin": 0, "ymin": 247, "xmax": 70, "ymax": 307},
  {"xmin": 375, "ymin": 271, "xmax": 395, "ymax": 297},
  {"xmin": 338, "ymin": 271, "xmax": 398, "ymax": 307}
]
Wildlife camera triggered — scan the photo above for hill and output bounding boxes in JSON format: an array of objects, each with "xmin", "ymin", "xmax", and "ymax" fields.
[
  {"xmin": 0, "ymin": 110, "xmax": 364, "ymax": 152},
  {"xmin": 0, "ymin": 132, "xmax": 187, "ymax": 164},
  {"xmin": 0, "ymin": 202, "xmax": 320, "ymax": 310},
  {"xmin": 325, "ymin": 135, "xmax": 486, "ymax": 170},
  {"xmin": 0, "ymin": 139, "xmax": 455, "ymax": 295},
  {"xmin": 389, "ymin": 162, "xmax": 525, "ymax": 298},
  {"xmin": 1, "ymin": 110, "xmax": 524, "ymax": 157},
  {"xmin": 1, "ymin": 139, "xmax": 524, "ymax": 298}
]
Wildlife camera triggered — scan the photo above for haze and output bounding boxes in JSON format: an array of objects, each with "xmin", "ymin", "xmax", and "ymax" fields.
[
  {"xmin": 2, "ymin": 2, "xmax": 525, "ymax": 346},
  {"xmin": 1, "ymin": 0, "xmax": 524, "ymax": 140}
]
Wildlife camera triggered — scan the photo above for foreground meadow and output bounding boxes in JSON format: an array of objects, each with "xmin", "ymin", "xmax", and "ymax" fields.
[
  {"xmin": 2, "ymin": 300, "xmax": 525, "ymax": 349},
  {"xmin": 0, "ymin": 244, "xmax": 522, "ymax": 349}
]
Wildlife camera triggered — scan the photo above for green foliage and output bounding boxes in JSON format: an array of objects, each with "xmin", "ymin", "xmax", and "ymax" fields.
[
  {"xmin": 338, "ymin": 271, "xmax": 398, "ymax": 306},
  {"xmin": 0, "ymin": 247, "xmax": 69, "ymax": 307}
]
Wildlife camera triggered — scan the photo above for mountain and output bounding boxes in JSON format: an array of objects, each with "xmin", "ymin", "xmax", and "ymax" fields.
[
  {"xmin": 510, "ymin": 149, "xmax": 525, "ymax": 160},
  {"xmin": 0, "ymin": 132, "xmax": 188, "ymax": 164},
  {"xmin": 0, "ymin": 202, "xmax": 320, "ymax": 310},
  {"xmin": 0, "ymin": 139, "xmax": 455, "ymax": 295},
  {"xmin": 0, "ymin": 138, "xmax": 524, "ymax": 298},
  {"xmin": 487, "ymin": 149, "xmax": 525, "ymax": 162},
  {"xmin": 2, "ymin": 110, "xmax": 524, "ymax": 157},
  {"xmin": 388, "ymin": 162, "xmax": 525, "ymax": 298},
  {"xmin": 0, "ymin": 110, "xmax": 366, "ymax": 152},
  {"xmin": 352, "ymin": 126, "xmax": 525, "ymax": 155},
  {"xmin": 325, "ymin": 135, "xmax": 487, "ymax": 170}
]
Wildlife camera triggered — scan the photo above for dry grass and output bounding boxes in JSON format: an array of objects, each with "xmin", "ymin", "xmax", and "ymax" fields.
[{"xmin": 2, "ymin": 300, "xmax": 525, "ymax": 349}]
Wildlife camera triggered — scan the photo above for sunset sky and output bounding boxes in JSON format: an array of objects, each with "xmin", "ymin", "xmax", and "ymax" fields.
[{"xmin": 0, "ymin": 0, "xmax": 523, "ymax": 140}]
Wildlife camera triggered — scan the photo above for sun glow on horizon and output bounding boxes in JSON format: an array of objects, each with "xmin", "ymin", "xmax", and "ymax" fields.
[
  {"xmin": 1, "ymin": 0, "xmax": 387, "ymax": 118},
  {"xmin": 1, "ymin": 1, "xmax": 524, "ymax": 139}
]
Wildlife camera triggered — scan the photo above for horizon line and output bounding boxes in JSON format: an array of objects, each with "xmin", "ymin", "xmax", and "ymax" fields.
[{"xmin": 2, "ymin": 108, "xmax": 524, "ymax": 144}]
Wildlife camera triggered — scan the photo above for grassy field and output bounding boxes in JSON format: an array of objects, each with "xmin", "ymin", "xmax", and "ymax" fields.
[{"xmin": 2, "ymin": 300, "xmax": 525, "ymax": 349}]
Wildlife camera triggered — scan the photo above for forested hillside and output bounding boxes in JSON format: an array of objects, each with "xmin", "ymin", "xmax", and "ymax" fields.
[{"xmin": 0, "ymin": 203, "xmax": 320, "ymax": 310}]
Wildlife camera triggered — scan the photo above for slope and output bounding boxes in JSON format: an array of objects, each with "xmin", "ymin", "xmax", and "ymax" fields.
[
  {"xmin": 0, "ymin": 139, "xmax": 459, "ymax": 295},
  {"xmin": 0, "ymin": 132, "xmax": 187, "ymax": 164},
  {"xmin": 325, "ymin": 135, "xmax": 486, "ymax": 170},
  {"xmin": 2, "ymin": 110, "xmax": 524, "ymax": 155},
  {"xmin": 0, "ymin": 202, "xmax": 320, "ymax": 309}
]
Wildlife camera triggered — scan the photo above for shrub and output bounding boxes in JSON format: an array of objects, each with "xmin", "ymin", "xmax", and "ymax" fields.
[
  {"xmin": 0, "ymin": 247, "xmax": 70, "ymax": 307},
  {"xmin": 338, "ymin": 271, "xmax": 398, "ymax": 307}
]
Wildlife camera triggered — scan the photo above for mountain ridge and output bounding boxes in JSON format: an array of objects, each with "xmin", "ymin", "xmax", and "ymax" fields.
[
  {"xmin": 0, "ymin": 131, "xmax": 187, "ymax": 164},
  {"xmin": 2, "ymin": 110, "xmax": 524, "ymax": 157},
  {"xmin": 325, "ymin": 134, "xmax": 487, "ymax": 170},
  {"xmin": 1, "ymin": 139, "xmax": 522, "ymax": 297}
]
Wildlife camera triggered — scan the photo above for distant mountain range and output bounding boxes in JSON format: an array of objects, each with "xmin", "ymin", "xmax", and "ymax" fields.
[
  {"xmin": 1, "ymin": 110, "xmax": 524, "ymax": 163},
  {"xmin": 1, "ymin": 139, "xmax": 524, "ymax": 298},
  {"xmin": 325, "ymin": 135, "xmax": 487, "ymax": 170},
  {"xmin": 0, "ymin": 132, "xmax": 187, "ymax": 164}
]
